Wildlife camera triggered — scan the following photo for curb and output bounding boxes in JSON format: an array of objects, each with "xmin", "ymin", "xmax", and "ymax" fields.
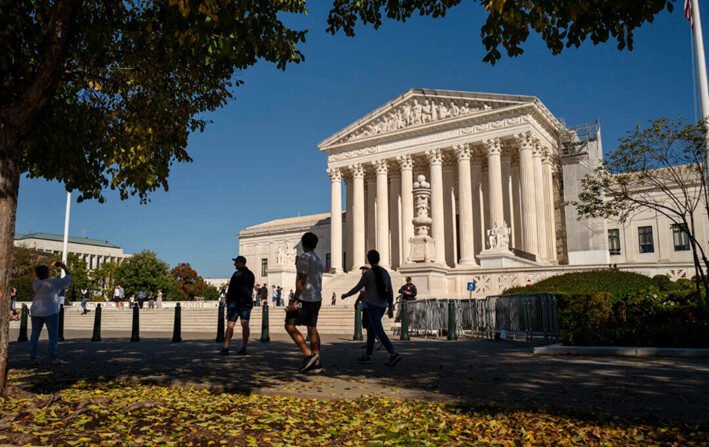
[{"xmin": 533, "ymin": 343, "xmax": 709, "ymax": 357}]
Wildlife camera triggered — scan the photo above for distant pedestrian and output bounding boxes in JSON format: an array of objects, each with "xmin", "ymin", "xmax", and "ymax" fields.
[
  {"xmin": 259, "ymin": 284, "xmax": 268, "ymax": 307},
  {"xmin": 113, "ymin": 285, "xmax": 122, "ymax": 308},
  {"xmin": 341, "ymin": 250, "xmax": 401, "ymax": 367},
  {"xmin": 272, "ymin": 285, "xmax": 278, "ymax": 307},
  {"xmin": 396, "ymin": 277, "xmax": 417, "ymax": 322},
  {"xmin": 137, "ymin": 290, "xmax": 146, "ymax": 309},
  {"xmin": 218, "ymin": 288, "xmax": 226, "ymax": 306},
  {"xmin": 129, "ymin": 294, "xmax": 135, "ymax": 308},
  {"xmin": 148, "ymin": 292, "xmax": 155, "ymax": 309},
  {"xmin": 156, "ymin": 289, "xmax": 163, "ymax": 309},
  {"xmin": 30, "ymin": 261, "xmax": 71, "ymax": 364},
  {"xmin": 331, "ymin": 291, "xmax": 336, "ymax": 306},
  {"xmin": 80, "ymin": 286, "xmax": 91, "ymax": 315},
  {"xmin": 221, "ymin": 256, "xmax": 255, "ymax": 356},
  {"xmin": 253, "ymin": 284, "xmax": 260, "ymax": 307},
  {"xmin": 284, "ymin": 232, "xmax": 324, "ymax": 374},
  {"xmin": 277, "ymin": 286, "xmax": 284, "ymax": 306},
  {"xmin": 10, "ymin": 287, "xmax": 17, "ymax": 312}
]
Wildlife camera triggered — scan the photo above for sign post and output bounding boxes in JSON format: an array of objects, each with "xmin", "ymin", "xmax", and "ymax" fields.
[{"xmin": 467, "ymin": 281, "xmax": 476, "ymax": 299}]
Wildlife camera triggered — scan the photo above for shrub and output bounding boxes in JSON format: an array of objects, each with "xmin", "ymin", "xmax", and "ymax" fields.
[
  {"xmin": 651, "ymin": 274, "xmax": 673, "ymax": 291},
  {"xmin": 12, "ymin": 276, "xmax": 34, "ymax": 302},
  {"xmin": 675, "ymin": 278, "xmax": 695, "ymax": 291},
  {"xmin": 503, "ymin": 270, "xmax": 653, "ymax": 298}
]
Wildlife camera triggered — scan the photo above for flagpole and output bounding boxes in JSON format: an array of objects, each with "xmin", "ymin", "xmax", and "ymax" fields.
[
  {"xmin": 689, "ymin": 0, "xmax": 709, "ymax": 176},
  {"xmin": 61, "ymin": 191, "xmax": 71, "ymax": 278}
]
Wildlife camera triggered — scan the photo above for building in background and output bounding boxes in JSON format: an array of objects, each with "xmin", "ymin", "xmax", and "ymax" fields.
[{"xmin": 14, "ymin": 232, "xmax": 131, "ymax": 269}]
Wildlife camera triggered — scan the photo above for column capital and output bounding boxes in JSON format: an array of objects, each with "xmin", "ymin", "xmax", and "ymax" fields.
[
  {"xmin": 349, "ymin": 163, "xmax": 364, "ymax": 179},
  {"xmin": 514, "ymin": 131, "xmax": 535, "ymax": 151},
  {"xmin": 532, "ymin": 141, "xmax": 543, "ymax": 158},
  {"xmin": 372, "ymin": 159, "xmax": 389, "ymax": 175},
  {"xmin": 327, "ymin": 167, "xmax": 342, "ymax": 182},
  {"xmin": 484, "ymin": 138, "xmax": 501, "ymax": 156},
  {"xmin": 453, "ymin": 143, "xmax": 471, "ymax": 160},
  {"xmin": 425, "ymin": 148, "xmax": 444, "ymax": 165},
  {"xmin": 397, "ymin": 154, "xmax": 414, "ymax": 170}
]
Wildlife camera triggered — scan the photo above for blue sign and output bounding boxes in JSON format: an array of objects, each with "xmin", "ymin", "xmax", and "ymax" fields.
[{"xmin": 467, "ymin": 281, "xmax": 476, "ymax": 292}]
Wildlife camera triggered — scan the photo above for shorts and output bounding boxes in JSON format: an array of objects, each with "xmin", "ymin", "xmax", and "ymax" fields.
[
  {"xmin": 285, "ymin": 301, "xmax": 321, "ymax": 327},
  {"xmin": 226, "ymin": 306, "xmax": 251, "ymax": 322}
]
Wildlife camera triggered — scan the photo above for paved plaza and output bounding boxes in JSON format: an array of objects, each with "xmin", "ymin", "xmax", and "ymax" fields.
[{"xmin": 8, "ymin": 328, "xmax": 709, "ymax": 423}]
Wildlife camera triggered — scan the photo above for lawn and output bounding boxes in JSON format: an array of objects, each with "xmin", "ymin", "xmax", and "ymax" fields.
[{"xmin": 0, "ymin": 374, "xmax": 706, "ymax": 446}]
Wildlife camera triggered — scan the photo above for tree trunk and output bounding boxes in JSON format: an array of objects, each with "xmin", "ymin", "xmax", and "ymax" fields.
[{"xmin": 0, "ymin": 144, "xmax": 22, "ymax": 394}]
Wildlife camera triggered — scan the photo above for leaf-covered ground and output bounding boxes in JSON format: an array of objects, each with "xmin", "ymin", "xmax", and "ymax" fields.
[{"xmin": 0, "ymin": 377, "xmax": 706, "ymax": 446}]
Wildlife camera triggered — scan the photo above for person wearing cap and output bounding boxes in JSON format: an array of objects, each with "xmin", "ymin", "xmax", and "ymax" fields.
[
  {"xmin": 396, "ymin": 276, "xmax": 417, "ymax": 322},
  {"xmin": 221, "ymin": 255, "xmax": 255, "ymax": 356}
]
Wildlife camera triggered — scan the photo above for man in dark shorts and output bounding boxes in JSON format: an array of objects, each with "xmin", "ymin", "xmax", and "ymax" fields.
[
  {"xmin": 284, "ymin": 232, "xmax": 324, "ymax": 374},
  {"xmin": 221, "ymin": 255, "xmax": 255, "ymax": 356}
]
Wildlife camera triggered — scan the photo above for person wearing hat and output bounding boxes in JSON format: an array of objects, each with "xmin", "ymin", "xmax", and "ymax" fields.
[
  {"xmin": 396, "ymin": 276, "xmax": 417, "ymax": 322},
  {"xmin": 221, "ymin": 255, "xmax": 255, "ymax": 356}
]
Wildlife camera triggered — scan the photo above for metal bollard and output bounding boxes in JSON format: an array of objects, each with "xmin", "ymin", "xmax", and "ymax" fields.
[
  {"xmin": 91, "ymin": 303, "xmax": 102, "ymax": 342},
  {"xmin": 447, "ymin": 299, "xmax": 458, "ymax": 340},
  {"xmin": 58, "ymin": 304, "xmax": 65, "ymax": 341},
  {"xmin": 259, "ymin": 302, "xmax": 270, "ymax": 342},
  {"xmin": 130, "ymin": 304, "xmax": 140, "ymax": 342},
  {"xmin": 172, "ymin": 303, "xmax": 182, "ymax": 343},
  {"xmin": 215, "ymin": 302, "xmax": 225, "ymax": 343},
  {"xmin": 17, "ymin": 304, "xmax": 29, "ymax": 342},
  {"xmin": 400, "ymin": 298, "xmax": 410, "ymax": 341},
  {"xmin": 353, "ymin": 302, "xmax": 363, "ymax": 341}
]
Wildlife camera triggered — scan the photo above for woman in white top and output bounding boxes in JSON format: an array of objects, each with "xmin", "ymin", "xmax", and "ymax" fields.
[{"xmin": 30, "ymin": 261, "xmax": 71, "ymax": 364}]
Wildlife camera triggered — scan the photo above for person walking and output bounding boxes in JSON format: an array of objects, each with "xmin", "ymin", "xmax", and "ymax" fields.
[
  {"xmin": 10, "ymin": 287, "xmax": 17, "ymax": 312},
  {"xmin": 331, "ymin": 291, "xmax": 336, "ymax": 306},
  {"xmin": 259, "ymin": 284, "xmax": 268, "ymax": 307},
  {"xmin": 341, "ymin": 250, "xmax": 401, "ymax": 367},
  {"xmin": 80, "ymin": 285, "xmax": 91, "ymax": 315},
  {"xmin": 156, "ymin": 289, "xmax": 163, "ymax": 309},
  {"xmin": 284, "ymin": 232, "xmax": 324, "ymax": 374},
  {"xmin": 29, "ymin": 261, "xmax": 72, "ymax": 364},
  {"xmin": 221, "ymin": 256, "xmax": 255, "ymax": 356}
]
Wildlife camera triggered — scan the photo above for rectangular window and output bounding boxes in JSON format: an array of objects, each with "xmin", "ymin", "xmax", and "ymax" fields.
[
  {"xmin": 673, "ymin": 224, "xmax": 691, "ymax": 251},
  {"xmin": 638, "ymin": 226, "xmax": 654, "ymax": 253},
  {"xmin": 608, "ymin": 229, "xmax": 621, "ymax": 255},
  {"xmin": 261, "ymin": 258, "xmax": 268, "ymax": 277},
  {"xmin": 325, "ymin": 253, "xmax": 331, "ymax": 270}
]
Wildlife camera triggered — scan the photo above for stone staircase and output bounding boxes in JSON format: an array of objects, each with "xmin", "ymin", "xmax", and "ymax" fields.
[{"xmin": 322, "ymin": 269, "xmax": 406, "ymax": 307}]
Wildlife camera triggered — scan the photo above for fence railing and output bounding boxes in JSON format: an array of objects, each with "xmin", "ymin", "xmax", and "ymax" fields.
[{"xmin": 403, "ymin": 293, "xmax": 559, "ymax": 344}]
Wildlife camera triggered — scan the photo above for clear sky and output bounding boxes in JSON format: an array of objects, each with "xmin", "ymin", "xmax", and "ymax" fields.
[{"xmin": 15, "ymin": 2, "xmax": 708, "ymax": 279}]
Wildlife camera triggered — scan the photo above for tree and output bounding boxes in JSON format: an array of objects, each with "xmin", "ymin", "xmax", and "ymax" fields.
[
  {"xmin": 90, "ymin": 261, "xmax": 119, "ymax": 302},
  {"xmin": 114, "ymin": 250, "xmax": 172, "ymax": 298},
  {"xmin": 170, "ymin": 262, "xmax": 211, "ymax": 301},
  {"xmin": 325, "ymin": 0, "xmax": 678, "ymax": 64},
  {"xmin": 0, "ymin": 0, "xmax": 681, "ymax": 394},
  {"xmin": 571, "ymin": 118, "xmax": 709, "ymax": 315}
]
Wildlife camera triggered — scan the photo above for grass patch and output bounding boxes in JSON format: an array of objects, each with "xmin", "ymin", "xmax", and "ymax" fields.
[{"xmin": 0, "ymin": 377, "xmax": 706, "ymax": 446}]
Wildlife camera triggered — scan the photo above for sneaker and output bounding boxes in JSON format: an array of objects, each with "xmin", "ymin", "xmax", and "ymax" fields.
[
  {"xmin": 49, "ymin": 358, "xmax": 66, "ymax": 365},
  {"xmin": 356, "ymin": 355, "xmax": 372, "ymax": 363},
  {"xmin": 220, "ymin": 348, "xmax": 229, "ymax": 356},
  {"xmin": 237, "ymin": 347, "xmax": 248, "ymax": 356},
  {"xmin": 298, "ymin": 354, "xmax": 319, "ymax": 373},
  {"xmin": 385, "ymin": 353, "xmax": 402, "ymax": 367},
  {"xmin": 308, "ymin": 364, "xmax": 323, "ymax": 374}
]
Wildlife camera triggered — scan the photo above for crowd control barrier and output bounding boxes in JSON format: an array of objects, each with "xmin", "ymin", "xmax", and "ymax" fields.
[{"xmin": 403, "ymin": 293, "xmax": 559, "ymax": 344}]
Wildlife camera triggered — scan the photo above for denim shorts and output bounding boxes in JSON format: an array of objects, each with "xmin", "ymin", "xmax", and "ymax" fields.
[
  {"xmin": 226, "ymin": 306, "xmax": 252, "ymax": 322},
  {"xmin": 285, "ymin": 301, "xmax": 321, "ymax": 327}
]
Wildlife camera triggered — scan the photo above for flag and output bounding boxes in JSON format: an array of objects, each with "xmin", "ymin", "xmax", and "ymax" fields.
[{"xmin": 685, "ymin": 0, "xmax": 694, "ymax": 29}]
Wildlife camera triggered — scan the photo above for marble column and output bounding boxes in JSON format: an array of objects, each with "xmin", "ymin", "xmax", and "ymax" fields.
[
  {"xmin": 327, "ymin": 167, "xmax": 343, "ymax": 272},
  {"xmin": 345, "ymin": 177, "xmax": 353, "ymax": 270},
  {"xmin": 516, "ymin": 132, "xmax": 538, "ymax": 256},
  {"xmin": 485, "ymin": 138, "xmax": 504, "ymax": 231},
  {"xmin": 542, "ymin": 150, "xmax": 558, "ymax": 262},
  {"xmin": 398, "ymin": 155, "xmax": 414, "ymax": 263},
  {"xmin": 366, "ymin": 175, "xmax": 377, "ymax": 253},
  {"xmin": 501, "ymin": 152, "xmax": 512, "ymax": 233},
  {"xmin": 471, "ymin": 156, "xmax": 483, "ymax": 256},
  {"xmin": 349, "ymin": 164, "xmax": 365, "ymax": 269},
  {"xmin": 454, "ymin": 144, "xmax": 476, "ymax": 265},
  {"xmin": 426, "ymin": 148, "xmax": 446, "ymax": 264},
  {"xmin": 533, "ymin": 143, "xmax": 548, "ymax": 261},
  {"xmin": 388, "ymin": 171, "xmax": 401, "ymax": 269},
  {"xmin": 373, "ymin": 160, "xmax": 390, "ymax": 267}
]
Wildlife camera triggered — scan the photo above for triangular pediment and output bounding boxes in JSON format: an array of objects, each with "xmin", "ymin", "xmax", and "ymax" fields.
[{"xmin": 319, "ymin": 88, "xmax": 538, "ymax": 150}]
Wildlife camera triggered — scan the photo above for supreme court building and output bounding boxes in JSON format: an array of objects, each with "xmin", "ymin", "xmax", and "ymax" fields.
[{"xmin": 238, "ymin": 89, "xmax": 702, "ymax": 298}]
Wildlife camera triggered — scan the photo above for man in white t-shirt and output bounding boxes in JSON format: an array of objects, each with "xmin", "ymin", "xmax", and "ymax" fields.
[{"xmin": 284, "ymin": 232, "xmax": 323, "ymax": 374}]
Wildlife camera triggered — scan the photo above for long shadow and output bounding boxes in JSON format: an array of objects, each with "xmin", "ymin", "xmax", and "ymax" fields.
[{"xmin": 8, "ymin": 334, "xmax": 709, "ymax": 423}]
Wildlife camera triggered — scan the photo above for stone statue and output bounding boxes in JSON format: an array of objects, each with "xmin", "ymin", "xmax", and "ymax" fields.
[
  {"xmin": 449, "ymin": 101, "xmax": 460, "ymax": 117},
  {"xmin": 422, "ymin": 100, "xmax": 432, "ymax": 123},
  {"xmin": 412, "ymin": 99, "xmax": 422, "ymax": 124},
  {"xmin": 437, "ymin": 101, "xmax": 448, "ymax": 120},
  {"xmin": 487, "ymin": 221, "xmax": 510, "ymax": 249}
]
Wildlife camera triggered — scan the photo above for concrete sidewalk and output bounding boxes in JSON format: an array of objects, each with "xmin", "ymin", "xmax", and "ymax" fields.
[{"xmin": 8, "ymin": 329, "xmax": 709, "ymax": 423}]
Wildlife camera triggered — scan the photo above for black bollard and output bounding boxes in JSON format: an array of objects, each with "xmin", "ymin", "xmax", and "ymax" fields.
[
  {"xmin": 447, "ymin": 299, "xmax": 458, "ymax": 341},
  {"xmin": 91, "ymin": 303, "xmax": 102, "ymax": 342},
  {"xmin": 215, "ymin": 302, "xmax": 225, "ymax": 343},
  {"xmin": 58, "ymin": 304, "xmax": 65, "ymax": 341},
  {"xmin": 130, "ymin": 304, "xmax": 140, "ymax": 342},
  {"xmin": 353, "ymin": 302, "xmax": 363, "ymax": 341},
  {"xmin": 17, "ymin": 304, "xmax": 29, "ymax": 342},
  {"xmin": 172, "ymin": 303, "xmax": 182, "ymax": 343},
  {"xmin": 400, "ymin": 298, "xmax": 410, "ymax": 341},
  {"xmin": 259, "ymin": 302, "xmax": 270, "ymax": 342}
]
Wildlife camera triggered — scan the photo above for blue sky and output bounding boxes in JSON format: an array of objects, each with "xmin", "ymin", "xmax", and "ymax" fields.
[{"xmin": 16, "ymin": 2, "xmax": 707, "ymax": 278}]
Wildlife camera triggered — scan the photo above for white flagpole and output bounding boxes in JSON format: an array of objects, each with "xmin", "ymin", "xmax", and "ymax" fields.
[
  {"xmin": 61, "ymin": 191, "xmax": 71, "ymax": 278},
  {"xmin": 689, "ymin": 0, "xmax": 709, "ymax": 176}
]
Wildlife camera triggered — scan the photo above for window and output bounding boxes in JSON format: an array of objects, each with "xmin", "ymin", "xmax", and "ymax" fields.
[
  {"xmin": 261, "ymin": 258, "xmax": 268, "ymax": 277},
  {"xmin": 673, "ymin": 224, "xmax": 690, "ymax": 251},
  {"xmin": 325, "ymin": 253, "xmax": 331, "ymax": 270},
  {"xmin": 638, "ymin": 226, "xmax": 654, "ymax": 253},
  {"xmin": 608, "ymin": 229, "xmax": 621, "ymax": 255}
]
